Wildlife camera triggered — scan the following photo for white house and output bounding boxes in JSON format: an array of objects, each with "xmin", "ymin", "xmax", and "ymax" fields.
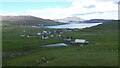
[
  {"xmin": 32, "ymin": 26, "xmax": 36, "ymax": 27},
  {"xmin": 37, "ymin": 33, "xmax": 41, "ymax": 35},
  {"xmin": 75, "ymin": 39, "xmax": 85, "ymax": 43},
  {"xmin": 58, "ymin": 35, "xmax": 61, "ymax": 37},
  {"xmin": 42, "ymin": 31, "xmax": 48, "ymax": 34},
  {"xmin": 74, "ymin": 39, "xmax": 89, "ymax": 44},
  {"xmin": 43, "ymin": 31, "xmax": 47, "ymax": 33},
  {"xmin": 71, "ymin": 39, "xmax": 89, "ymax": 46},
  {"xmin": 50, "ymin": 35, "xmax": 54, "ymax": 37}
]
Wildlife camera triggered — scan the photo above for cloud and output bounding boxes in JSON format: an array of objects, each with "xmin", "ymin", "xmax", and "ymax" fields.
[
  {"xmin": 26, "ymin": 0, "xmax": 118, "ymax": 20},
  {"xmin": 83, "ymin": 5, "xmax": 96, "ymax": 8},
  {"xmin": 75, "ymin": 11, "xmax": 117, "ymax": 15},
  {"xmin": 75, "ymin": 12, "xmax": 105, "ymax": 15},
  {"xmin": 77, "ymin": 11, "xmax": 118, "ymax": 20},
  {"xmin": 95, "ymin": 0, "xmax": 119, "ymax": 2},
  {"xmin": 1, "ymin": 0, "xmax": 118, "ymax": 20}
]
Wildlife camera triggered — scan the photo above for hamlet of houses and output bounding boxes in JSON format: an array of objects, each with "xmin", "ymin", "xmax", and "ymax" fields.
[{"xmin": 20, "ymin": 29, "xmax": 89, "ymax": 46}]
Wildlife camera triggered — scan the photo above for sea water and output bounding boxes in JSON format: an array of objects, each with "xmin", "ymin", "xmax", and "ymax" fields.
[{"xmin": 38, "ymin": 23, "xmax": 102, "ymax": 29}]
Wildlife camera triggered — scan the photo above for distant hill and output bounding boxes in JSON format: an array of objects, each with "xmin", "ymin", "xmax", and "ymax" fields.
[
  {"xmin": 84, "ymin": 19, "xmax": 112, "ymax": 23},
  {"xmin": 0, "ymin": 16, "xmax": 62, "ymax": 26},
  {"xmin": 54, "ymin": 16, "xmax": 85, "ymax": 23}
]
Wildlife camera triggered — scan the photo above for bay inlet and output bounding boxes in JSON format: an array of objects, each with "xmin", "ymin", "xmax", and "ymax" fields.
[{"xmin": 38, "ymin": 23, "xmax": 102, "ymax": 29}]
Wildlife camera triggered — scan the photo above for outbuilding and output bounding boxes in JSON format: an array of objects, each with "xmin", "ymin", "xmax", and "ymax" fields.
[
  {"xmin": 74, "ymin": 39, "xmax": 87, "ymax": 43},
  {"xmin": 41, "ymin": 36, "xmax": 48, "ymax": 39},
  {"xmin": 71, "ymin": 39, "xmax": 89, "ymax": 46},
  {"xmin": 37, "ymin": 33, "xmax": 41, "ymax": 35}
]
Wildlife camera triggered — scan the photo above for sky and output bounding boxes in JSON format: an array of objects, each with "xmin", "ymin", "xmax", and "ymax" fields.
[{"xmin": 0, "ymin": 0, "xmax": 119, "ymax": 20}]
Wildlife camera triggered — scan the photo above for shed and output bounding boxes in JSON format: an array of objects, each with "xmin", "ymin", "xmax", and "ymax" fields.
[
  {"xmin": 75, "ymin": 39, "xmax": 85, "ymax": 43},
  {"xmin": 71, "ymin": 39, "xmax": 89, "ymax": 46},
  {"xmin": 37, "ymin": 33, "xmax": 41, "ymax": 35},
  {"xmin": 74, "ymin": 39, "xmax": 89, "ymax": 44}
]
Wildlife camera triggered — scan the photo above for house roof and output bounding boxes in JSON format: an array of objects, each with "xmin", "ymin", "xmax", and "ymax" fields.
[{"xmin": 74, "ymin": 39, "xmax": 86, "ymax": 43}]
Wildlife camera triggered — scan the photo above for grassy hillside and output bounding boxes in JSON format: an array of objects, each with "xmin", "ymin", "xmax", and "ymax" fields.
[
  {"xmin": 1, "ymin": 16, "xmax": 61, "ymax": 26},
  {"xmin": 2, "ymin": 21, "xmax": 118, "ymax": 66}
]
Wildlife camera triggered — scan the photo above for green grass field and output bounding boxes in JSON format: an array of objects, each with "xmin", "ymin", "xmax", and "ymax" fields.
[{"xmin": 2, "ymin": 21, "xmax": 118, "ymax": 66}]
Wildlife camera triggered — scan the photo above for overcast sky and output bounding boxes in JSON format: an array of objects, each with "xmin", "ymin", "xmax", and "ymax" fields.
[{"xmin": 0, "ymin": 0, "xmax": 119, "ymax": 20}]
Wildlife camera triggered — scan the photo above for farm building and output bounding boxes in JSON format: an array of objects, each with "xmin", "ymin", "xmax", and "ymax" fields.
[
  {"xmin": 71, "ymin": 39, "xmax": 89, "ymax": 46},
  {"xmin": 37, "ymin": 33, "xmax": 41, "ymax": 35}
]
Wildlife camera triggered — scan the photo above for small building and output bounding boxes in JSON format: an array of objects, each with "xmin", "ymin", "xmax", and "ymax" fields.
[
  {"xmin": 71, "ymin": 39, "xmax": 89, "ymax": 46},
  {"xmin": 58, "ymin": 35, "xmax": 62, "ymax": 37},
  {"xmin": 47, "ymin": 31, "xmax": 51, "ymax": 34},
  {"xmin": 32, "ymin": 26, "xmax": 36, "ymax": 27},
  {"xmin": 74, "ymin": 39, "xmax": 86, "ymax": 43},
  {"xmin": 37, "ymin": 33, "xmax": 41, "ymax": 35},
  {"xmin": 50, "ymin": 35, "xmax": 54, "ymax": 37},
  {"xmin": 41, "ymin": 36, "xmax": 48, "ymax": 39},
  {"xmin": 42, "ymin": 31, "xmax": 49, "ymax": 34},
  {"xmin": 43, "ymin": 31, "xmax": 47, "ymax": 33}
]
